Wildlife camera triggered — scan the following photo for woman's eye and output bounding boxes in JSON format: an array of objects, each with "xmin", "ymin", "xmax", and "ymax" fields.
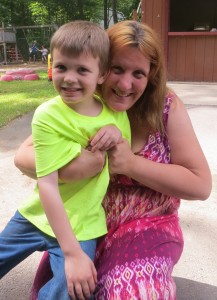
[
  {"xmin": 111, "ymin": 66, "xmax": 122, "ymax": 74},
  {"xmin": 134, "ymin": 70, "xmax": 146, "ymax": 79}
]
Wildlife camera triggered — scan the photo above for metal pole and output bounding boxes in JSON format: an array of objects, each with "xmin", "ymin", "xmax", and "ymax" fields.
[
  {"xmin": 2, "ymin": 23, "xmax": 8, "ymax": 64},
  {"xmin": 3, "ymin": 43, "xmax": 7, "ymax": 64}
]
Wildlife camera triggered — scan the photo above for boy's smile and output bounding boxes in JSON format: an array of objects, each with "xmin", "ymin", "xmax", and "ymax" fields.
[{"xmin": 52, "ymin": 48, "xmax": 105, "ymax": 114}]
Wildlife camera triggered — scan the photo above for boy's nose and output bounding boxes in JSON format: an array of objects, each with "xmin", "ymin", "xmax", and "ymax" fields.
[{"xmin": 64, "ymin": 71, "xmax": 77, "ymax": 83}]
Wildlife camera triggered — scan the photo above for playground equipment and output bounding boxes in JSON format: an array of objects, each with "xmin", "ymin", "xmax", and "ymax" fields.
[
  {"xmin": 0, "ymin": 27, "xmax": 23, "ymax": 64},
  {"xmin": 48, "ymin": 53, "xmax": 52, "ymax": 81},
  {"xmin": 0, "ymin": 69, "xmax": 39, "ymax": 81},
  {"xmin": 1, "ymin": 24, "xmax": 57, "ymax": 63}
]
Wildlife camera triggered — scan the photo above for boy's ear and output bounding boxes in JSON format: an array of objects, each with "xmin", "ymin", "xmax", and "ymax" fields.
[{"xmin": 97, "ymin": 71, "xmax": 108, "ymax": 84}]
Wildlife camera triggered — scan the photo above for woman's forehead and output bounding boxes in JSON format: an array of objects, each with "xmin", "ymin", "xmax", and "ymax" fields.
[{"xmin": 111, "ymin": 46, "xmax": 150, "ymax": 70}]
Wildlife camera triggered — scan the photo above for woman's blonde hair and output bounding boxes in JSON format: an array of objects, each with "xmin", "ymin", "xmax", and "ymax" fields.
[
  {"xmin": 50, "ymin": 20, "xmax": 110, "ymax": 74},
  {"xmin": 107, "ymin": 20, "xmax": 167, "ymax": 133}
]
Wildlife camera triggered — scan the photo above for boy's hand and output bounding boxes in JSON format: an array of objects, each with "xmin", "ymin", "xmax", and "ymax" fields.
[
  {"xmin": 65, "ymin": 250, "xmax": 97, "ymax": 300},
  {"xmin": 90, "ymin": 125, "xmax": 123, "ymax": 152}
]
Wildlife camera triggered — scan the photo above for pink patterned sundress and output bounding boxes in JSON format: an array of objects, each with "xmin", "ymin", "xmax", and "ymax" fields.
[{"xmin": 94, "ymin": 93, "xmax": 184, "ymax": 300}]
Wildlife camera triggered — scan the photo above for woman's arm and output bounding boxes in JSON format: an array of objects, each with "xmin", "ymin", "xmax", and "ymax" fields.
[
  {"xmin": 108, "ymin": 96, "xmax": 212, "ymax": 200},
  {"xmin": 14, "ymin": 135, "xmax": 105, "ymax": 181},
  {"xmin": 59, "ymin": 148, "xmax": 105, "ymax": 182},
  {"xmin": 14, "ymin": 124, "xmax": 121, "ymax": 182},
  {"xmin": 14, "ymin": 135, "xmax": 37, "ymax": 179}
]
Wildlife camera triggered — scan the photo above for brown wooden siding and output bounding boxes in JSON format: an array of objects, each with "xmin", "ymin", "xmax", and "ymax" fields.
[
  {"xmin": 168, "ymin": 33, "xmax": 217, "ymax": 82},
  {"xmin": 141, "ymin": 0, "xmax": 169, "ymax": 55}
]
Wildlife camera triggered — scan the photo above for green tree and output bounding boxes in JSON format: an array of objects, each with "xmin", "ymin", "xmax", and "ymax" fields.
[
  {"xmin": 0, "ymin": 0, "xmax": 34, "ymax": 26},
  {"xmin": 117, "ymin": 0, "xmax": 140, "ymax": 20}
]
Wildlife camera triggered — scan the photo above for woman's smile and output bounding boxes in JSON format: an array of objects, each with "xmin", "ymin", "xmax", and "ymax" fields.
[
  {"xmin": 112, "ymin": 88, "xmax": 133, "ymax": 98},
  {"xmin": 102, "ymin": 45, "xmax": 150, "ymax": 112}
]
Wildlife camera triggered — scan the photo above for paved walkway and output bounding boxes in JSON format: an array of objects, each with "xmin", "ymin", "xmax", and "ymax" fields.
[
  {"xmin": 169, "ymin": 83, "xmax": 217, "ymax": 300},
  {"xmin": 168, "ymin": 82, "xmax": 217, "ymax": 106},
  {"xmin": 0, "ymin": 82, "xmax": 217, "ymax": 299}
]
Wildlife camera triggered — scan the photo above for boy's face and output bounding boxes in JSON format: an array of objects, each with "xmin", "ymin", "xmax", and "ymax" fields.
[{"xmin": 52, "ymin": 48, "xmax": 105, "ymax": 112}]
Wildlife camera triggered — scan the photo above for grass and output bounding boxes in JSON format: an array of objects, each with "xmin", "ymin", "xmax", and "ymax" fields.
[{"xmin": 0, "ymin": 70, "xmax": 57, "ymax": 128}]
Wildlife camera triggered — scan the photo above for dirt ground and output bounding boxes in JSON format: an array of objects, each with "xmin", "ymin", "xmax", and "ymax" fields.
[
  {"xmin": 0, "ymin": 75, "xmax": 217, "ymax": 299},
  {"xmin": 0, "ymin": 61, "xmax": 47, "ymax": 72}
]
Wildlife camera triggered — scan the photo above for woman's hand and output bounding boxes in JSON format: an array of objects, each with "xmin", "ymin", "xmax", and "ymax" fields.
[{"xmin": 108, "ymin": 139, "xmax": 134, "ymax": 175}]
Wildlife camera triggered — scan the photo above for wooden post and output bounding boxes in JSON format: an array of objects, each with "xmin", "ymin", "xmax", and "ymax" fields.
[
  {"xmin": 13, "ymin": 28, "xmax": 18, "ymax": 61},
  {"xmin": 2, "ymin": 22, "xmax": 8, "ymax": 64},
  {"xmin": 3, "ymin": 43, "xmax": 7, "ymax": 64},
  {"xmin": 141, "ymin": 0, "xmax": 146, "ymax": 23},
  {"xmin": 132, "ymin": 9, "xmax": 137, "ymax": 21}
]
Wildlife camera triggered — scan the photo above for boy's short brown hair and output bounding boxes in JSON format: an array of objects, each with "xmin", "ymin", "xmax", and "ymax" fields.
[{"xmin": 50, "ymin": 20, "xmax": 109, "ymax": 74}]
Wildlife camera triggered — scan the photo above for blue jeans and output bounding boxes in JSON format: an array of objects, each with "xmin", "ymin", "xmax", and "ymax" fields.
[{"xmin": 0, "ymin": 210, "xmax": 96, "ymax": 300}]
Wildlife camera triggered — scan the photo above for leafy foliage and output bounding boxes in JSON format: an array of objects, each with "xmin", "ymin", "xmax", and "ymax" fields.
[{"xmin": 0, "ymin": 0, "xmax": 139, "ymax": 28}]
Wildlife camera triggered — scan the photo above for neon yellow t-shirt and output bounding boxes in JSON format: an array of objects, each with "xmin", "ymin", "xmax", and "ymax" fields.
[{"xmin": 18, "ymin": 95, "xmax": 131, "ymax": 241}]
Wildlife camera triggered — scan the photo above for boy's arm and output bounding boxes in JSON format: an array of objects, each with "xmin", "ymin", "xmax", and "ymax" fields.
[
  {"xmin": 14, "ymin": 135, "xmax": 105, "ymax": 181},
  {"xmin": 38, "ymin": 172, "xmax": 97, "ymax": 299}
]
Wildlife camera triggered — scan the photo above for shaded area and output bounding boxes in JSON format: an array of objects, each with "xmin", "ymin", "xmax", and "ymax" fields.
[
  {"xmin": 174, "ymin": 277, "xmax": 217, "ymax": 300},
  {"xmin": 0, "ymin": 112, "xmax": 33, "ymax": 153}
]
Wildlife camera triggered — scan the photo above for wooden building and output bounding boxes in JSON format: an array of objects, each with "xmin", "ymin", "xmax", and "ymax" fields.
[{"xmin": 138, "ymin": 0, "xmax": 217, "ymax": 82}]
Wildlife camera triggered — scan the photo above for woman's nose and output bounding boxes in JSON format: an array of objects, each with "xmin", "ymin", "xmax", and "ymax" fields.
[{"xmin": 116, "ymin": 73, "xmax": 132, "ymax": 90}]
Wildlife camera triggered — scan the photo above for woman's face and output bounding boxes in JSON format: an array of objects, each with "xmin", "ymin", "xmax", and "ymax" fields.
[{"xmin": 102, "ymin": 45, "xmax": 150, "ymax": 112}]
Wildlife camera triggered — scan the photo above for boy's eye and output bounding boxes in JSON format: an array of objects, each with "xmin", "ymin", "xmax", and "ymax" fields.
[
  {"xmin": 55, "ymin": 64, "xmax": 66, "ymax": 71},
  {"xmin": 78, "ymin": 67, "xmax": 89, "ymax": 74}
]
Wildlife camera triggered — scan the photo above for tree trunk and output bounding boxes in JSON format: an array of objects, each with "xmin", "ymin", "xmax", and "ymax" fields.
[
  {"xmin": 112, "ymin": 0, "xmax": 118, "ymax": 24},
  {"xmin": 104, "ymin": 0, "xmax": 108, "ymax": 29}
]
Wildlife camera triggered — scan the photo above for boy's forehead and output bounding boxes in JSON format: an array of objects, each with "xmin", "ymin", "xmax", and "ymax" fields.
[{"xmin": 53, "ymin": 48, "xmax": 99, "ymax": 60}]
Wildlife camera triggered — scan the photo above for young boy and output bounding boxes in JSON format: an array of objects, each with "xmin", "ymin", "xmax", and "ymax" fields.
[
  {"xmin": 29, "ymin": 41, "xmax": 38, "ymax": 63},
  {"xmin": 39, "ymin": 45, "xmax": 48, "ymax": 63},
  {"xmin": 0, "ymin": 21, "xmax": 130, "ymax": 300}
]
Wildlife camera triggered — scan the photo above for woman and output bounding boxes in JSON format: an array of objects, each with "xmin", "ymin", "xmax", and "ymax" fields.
[{"xmin": 15, "ymin": 21, "xmax": 211, "ymax": 299}]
